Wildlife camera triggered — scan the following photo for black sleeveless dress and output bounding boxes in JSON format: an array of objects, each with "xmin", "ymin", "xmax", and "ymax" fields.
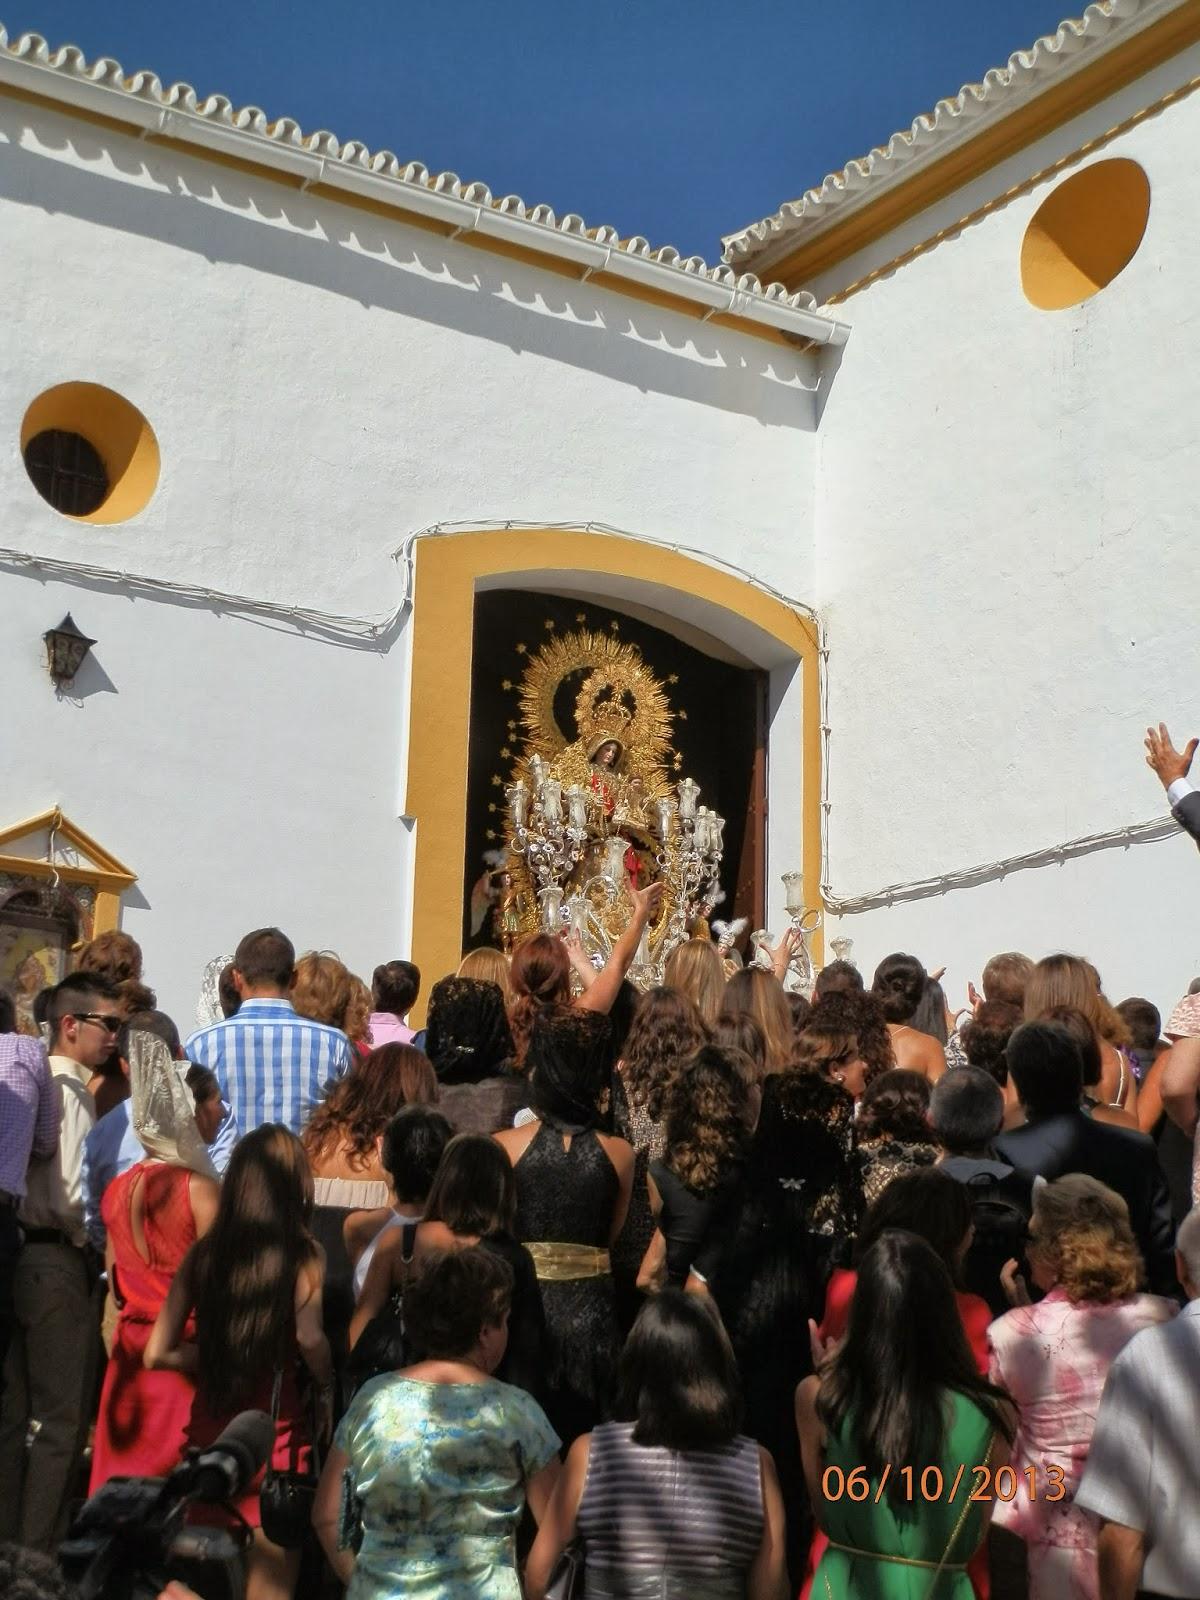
[{"xmin": 513, "ymin": 1120, "xmax": 620, "ymax": 1444}]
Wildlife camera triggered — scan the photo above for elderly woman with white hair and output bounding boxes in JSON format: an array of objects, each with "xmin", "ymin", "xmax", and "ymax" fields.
[
  {"xmin": 89, "ymin": 1030, "xmax": 220, "ymax": 1491},
  {"xmin": 987, "ymin": 1174, "xmax": 1177, "ymax": 1600}
]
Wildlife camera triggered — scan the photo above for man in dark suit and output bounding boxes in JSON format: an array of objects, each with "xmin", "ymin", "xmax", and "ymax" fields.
[
  {"xmin": 1145, "ymin": 721, "xmax": 1200, "ymax": 846},
  {"xmin": 995, "ymin": 1022, "xmax": 1178, "ymax": 1297}
]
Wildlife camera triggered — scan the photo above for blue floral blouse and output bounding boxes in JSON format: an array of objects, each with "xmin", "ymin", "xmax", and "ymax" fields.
[{"xmin": 335, "ymin": 1373, "xmax": 560, "ymax": 1600}]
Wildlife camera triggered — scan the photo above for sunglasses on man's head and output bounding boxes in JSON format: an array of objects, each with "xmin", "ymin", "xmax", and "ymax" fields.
[{"xmin": 72, "ymin": 1012, "xmax": 123, "ymax": 1034}]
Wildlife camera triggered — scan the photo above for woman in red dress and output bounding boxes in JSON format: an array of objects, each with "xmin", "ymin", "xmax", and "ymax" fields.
[
  {"xmin": 148, "ymin": 1124, "xmax": 333, "ymax": 1600},
  {"xmin": 90, "ymin": 1032, "xmax": 219, "ymax": 1490}
]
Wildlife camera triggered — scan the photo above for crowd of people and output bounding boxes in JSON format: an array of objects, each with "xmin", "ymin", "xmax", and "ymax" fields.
[{"xmin": 2, "ymin": 723, "xmax": 1200, "ymax": 1600}]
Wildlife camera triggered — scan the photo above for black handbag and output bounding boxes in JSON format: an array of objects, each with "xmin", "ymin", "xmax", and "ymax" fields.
[
  {"xmin": 544, "ymin": 1538, "xmax": 585, "ymax": 1600},
  {"xmin": 258, "ymin": 1369, "xmax": 320, "ymax": 1550}
]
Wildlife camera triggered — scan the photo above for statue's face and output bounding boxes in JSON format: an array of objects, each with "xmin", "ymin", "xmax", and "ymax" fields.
[{"xmin": 596, "ymin": 741, "xmax": 619, "ymax": 769}]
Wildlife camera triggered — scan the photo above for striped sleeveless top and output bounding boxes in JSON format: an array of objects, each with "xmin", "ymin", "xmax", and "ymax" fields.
[{"xmin": 575, "ymin": 1421, "xmax": 764, "ymax": 1599}]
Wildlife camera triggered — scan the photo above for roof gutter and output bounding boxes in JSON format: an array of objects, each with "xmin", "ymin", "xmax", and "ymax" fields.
[{"xmin": 0, "ymin": 42, "xmax": 850, "ymax": 348}]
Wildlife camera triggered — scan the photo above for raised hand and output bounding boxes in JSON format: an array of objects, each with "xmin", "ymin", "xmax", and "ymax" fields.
[
  {"xmin": 770, "ymin": 926, "xmax": 803, "ymax": 979},
  {"xmin": 630, "ymin": 880, "xmax": 664, "ymax": 923},
  {"xmin": 1000, "ymin": 1257, "xmax": 1031, "ymax": 1308},
  {"xmin": 1145, "ymin": 722, "xmax": 1198, "ymax": 789}
]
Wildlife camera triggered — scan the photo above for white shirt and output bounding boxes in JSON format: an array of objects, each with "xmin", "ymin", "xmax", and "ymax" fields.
[
  {"xmin": 1168, "ymin": 776, "xmax": 1196, "ymax": 806},
  {"xmin": 1076, "ymin": 1299, "xmax": 1200, "ymax": 1597},
  {"xmin": 20, "ymin": 1055, "xmax": 95, "ymax": 1246},
  {"xmin": 353, "ymin": 1209, "xmax": 422, "ymax": 1301}
]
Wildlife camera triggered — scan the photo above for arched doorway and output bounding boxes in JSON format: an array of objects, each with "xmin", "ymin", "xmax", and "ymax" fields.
[{"xmin": 403, "ymin": 528, "xmax": 821, "ymax": 1009}]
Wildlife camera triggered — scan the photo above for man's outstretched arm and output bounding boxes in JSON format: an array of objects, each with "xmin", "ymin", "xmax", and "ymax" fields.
[{"xmin": 1145, "ymin": 722, "xmax": 1200, "ymax": 847}]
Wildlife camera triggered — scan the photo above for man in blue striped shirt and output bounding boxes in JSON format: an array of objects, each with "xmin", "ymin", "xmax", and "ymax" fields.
[{"xmin": 184, "ymin": 927, "xmax": 352, "ymax": 1148}]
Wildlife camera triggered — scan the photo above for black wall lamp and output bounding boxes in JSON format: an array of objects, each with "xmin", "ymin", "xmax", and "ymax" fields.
[{"xmin": 43, "ymin": 614, "xmax": 96, "ymax": 687}]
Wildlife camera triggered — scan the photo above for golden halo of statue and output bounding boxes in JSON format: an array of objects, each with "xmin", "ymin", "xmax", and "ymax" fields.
[{"xmin": 516, "ymin": 628, "xmax": 674, "ymax": 782}]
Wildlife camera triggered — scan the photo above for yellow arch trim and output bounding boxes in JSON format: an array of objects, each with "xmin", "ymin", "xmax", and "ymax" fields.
[{"xmin": 406, "ymin": 528, "xmax": 823, "ymax": 1014}]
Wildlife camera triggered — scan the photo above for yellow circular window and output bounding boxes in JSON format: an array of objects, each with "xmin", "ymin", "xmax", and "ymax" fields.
[
  {"xmin": 21, "ymin": 382, "xmax": 160, "ymax": 523},
  {"xmin": 1021, "ymin": 158, "xmax": 1150, "ymax": 311}
]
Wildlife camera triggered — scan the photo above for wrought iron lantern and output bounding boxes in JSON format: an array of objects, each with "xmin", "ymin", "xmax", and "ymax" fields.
[{"xmin": 43, "ymin": 614, "xmax": 96, "ymax": 686}]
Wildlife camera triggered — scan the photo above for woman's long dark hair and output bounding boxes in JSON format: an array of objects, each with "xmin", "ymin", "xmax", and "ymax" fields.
[
  {"xmin": 818, "ymin": 1231, "xmax": 1014, "ymax": 1492},
  {"xmin": 423, "ymin": 1133, "xmax": 517, "ymax": 1237},
  {"xmin": 851, "ymin": 1168, "xmax": 973, "ymax": 1286},
  {"xmin": 192, "ymin": 1124, "xmax": 320, "ymax": 1409},
  {"xmin": 622, "ymin": 986, "xmax": 708, "ymax": 1121},
  {"xmin": 616, "ymin": 1288, "xmax": 742, "ymax": 1450}
]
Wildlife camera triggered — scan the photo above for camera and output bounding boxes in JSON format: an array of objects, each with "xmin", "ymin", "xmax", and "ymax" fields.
[{"xmin": 58, "ymin": 1411, "xmax": 273, "ymax": 1600}]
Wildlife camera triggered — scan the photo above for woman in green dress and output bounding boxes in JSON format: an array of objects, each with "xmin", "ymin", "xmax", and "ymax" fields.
[
  {"xmin": 796, "ymin": 1230, "xmax": 1016, "ymax": 1599},
  {"xmin": 313, "ymin": 1246, "xmax": 561, "ymax": 1600}
]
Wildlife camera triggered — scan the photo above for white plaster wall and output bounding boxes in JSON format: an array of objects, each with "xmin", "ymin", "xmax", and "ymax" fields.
[
  {"xmin": 0, "ymin": 92, "xmax": 821, "ymax": 1019},
  {"xmin": 0, "ymin": 95, "xmax": 819, "ymax": 613},
  {"xmin": 816, "ymin": 46, "xmax": 1200, "ymax": 1009},
  {"xmin": 0, "ymin": 574, "xmax": 410, "ymax": 1027}
]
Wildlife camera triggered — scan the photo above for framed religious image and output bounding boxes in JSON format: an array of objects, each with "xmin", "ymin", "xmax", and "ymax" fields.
[{"xmin": 0, "ymin": 888, "xmax": 85, "ymax": 1036}]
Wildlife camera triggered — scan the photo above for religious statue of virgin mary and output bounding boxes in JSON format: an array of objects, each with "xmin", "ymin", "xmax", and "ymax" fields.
[{"xmin": 496, "ymin": 626, "xmax": 724, "ymax": 982}]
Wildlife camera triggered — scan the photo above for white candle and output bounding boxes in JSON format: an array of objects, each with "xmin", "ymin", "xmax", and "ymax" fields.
[
  {"xmin": 538, "ymin": 884, "xmax": 563, "ymax": 930},
  {"xmin": 565, "ymin": 784, "xmax": 588, "ymax": 831},
  {"xmin": 677, "ymin": 777, "xmax": 700, "ymax": 821},
  {"xmin": 506, "ymin": 780, "xmax": 529, "ymax": 829},
  {"xmin": 781, "ymin": 870, "xmax": 805, "ymax": 916},
  {"xmin": 603, "ymin": 836, "xmax": 628, "ymax": 883}
]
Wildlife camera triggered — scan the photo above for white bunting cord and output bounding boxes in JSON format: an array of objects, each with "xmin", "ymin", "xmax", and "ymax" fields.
[{"xmin": 3, "ymin": 525, "xmax": 1182, "ymax": 914}]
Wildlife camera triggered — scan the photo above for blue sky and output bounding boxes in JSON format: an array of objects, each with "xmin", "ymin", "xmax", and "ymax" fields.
[{"xmin": 5, "ymin": 0, "xmax": 1074, "ymax": 260}]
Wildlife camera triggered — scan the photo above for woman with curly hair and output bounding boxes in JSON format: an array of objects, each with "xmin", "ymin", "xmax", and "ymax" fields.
[
  {"xmin": 871, "ymin": 952, "xmax": 947, "ymax": 1081},
  {"xmin": 507, "ymin": 881, "xmax": 662, "ymax": 1066},
  {"xmin": 662, "ymin": 938, "xmax": 727, "ymax": 1029},
  {"xmin": 988, "ymin": 1174, "xmax": 1176, "ymax": 1600},
  {"xmin": 291, "ymin": 951, "xmax": 372, "ymax": 1057},
  {"xmin": 611, "ymin": 988, "xmax": 708, "ymax": 1327},
  {"xmin": 1024, "ymin": 953, "xmax": 1138, "ymax": 1117},
  {"xmin": 77, "ymin": 929, "xmax": 156, "ymax": 1016},
  {"xmin": 854, "ymin": 1068, "xmax": 939, "ymax": 1207},
  {"xmin": 639, "ymin": 1045, "xmax": 753, "ymax": 1293},
  {"xmin": 804, "ymin": 989, "xmax": 894, "ymax": 1087}
]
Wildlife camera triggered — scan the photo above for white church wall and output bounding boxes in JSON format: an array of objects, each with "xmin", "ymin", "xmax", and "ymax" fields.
[
  {"xmin": 0, "ymin": 94, "xmax": 820, "ymax": 613},
  {"xmin": 816, "ymin": 47, "xmax": 1200, "ymax": 1011},
  {"xmin": 0, "ymin": 90, "xmax": 821, "ymax": 1012},
  {"xmin": 0, "ymin": 573, "xmax": 411, "ymax": 1027}
]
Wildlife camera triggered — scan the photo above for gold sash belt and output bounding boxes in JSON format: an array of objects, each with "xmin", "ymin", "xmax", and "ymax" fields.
[
  {"xmin": 825, "ymin": 1540, "xmax": 967, "ymax": 1572},
  {"xmin": 526, "ymin": 1242, "xmax": 611, "ymax": 1281}
]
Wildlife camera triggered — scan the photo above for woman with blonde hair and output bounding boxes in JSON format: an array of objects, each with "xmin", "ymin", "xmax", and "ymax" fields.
[
  {"xmin": 1024, "ymin": 953, "xmax": 1138, "ymax": 1116},
  {"xmin": 292, "ymin": 950, "xmax": 372, "ymax": 1056},
  {"xmin": 988, "ymin": 1174, "xmax": 1175, "ymax": 1599},
  {"xmin": 718, "ymin": 967, "xmax": 793, "ymax": 1076},
  {"xmin": 457, "ymin": 946, "xmax": 512, "ymax": 1004},
  {"xmin": 662, "ymin": 938, "xmax": 726, "ymax": 1030}
]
